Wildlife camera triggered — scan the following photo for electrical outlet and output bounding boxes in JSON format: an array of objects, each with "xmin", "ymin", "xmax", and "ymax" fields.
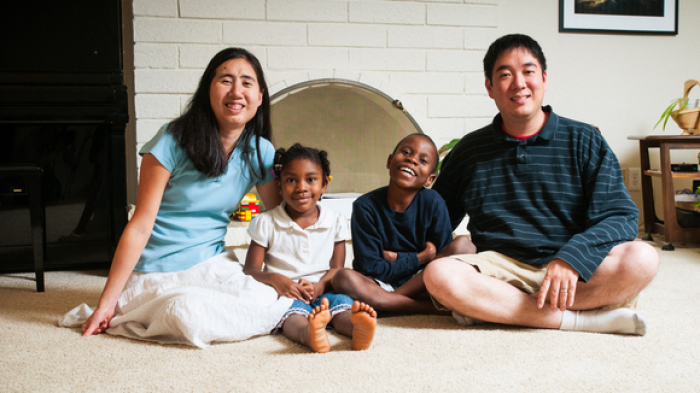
[{"xmin": 629, "ymin": 168, "xmax": 641, "ymax": 191}]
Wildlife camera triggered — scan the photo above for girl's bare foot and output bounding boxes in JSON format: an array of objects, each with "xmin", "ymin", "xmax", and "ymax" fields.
[
  {"xmin": 350, "ymin": 301, "xmax": 377, "ymax": 351},
  {"xmin": 307, "ymin": 297, "xmax": 332, "ymax": 353}
]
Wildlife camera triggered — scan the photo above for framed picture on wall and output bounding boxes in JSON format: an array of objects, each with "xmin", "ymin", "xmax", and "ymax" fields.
[{"xmin": 559, "ymin": 0, "xmax": 678, "ymax": 35}]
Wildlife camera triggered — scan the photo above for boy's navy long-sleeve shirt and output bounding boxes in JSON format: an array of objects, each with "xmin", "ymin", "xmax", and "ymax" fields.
[{"xmin": 351, "ymin": 186, "xmax": 453, "ymax": 287}]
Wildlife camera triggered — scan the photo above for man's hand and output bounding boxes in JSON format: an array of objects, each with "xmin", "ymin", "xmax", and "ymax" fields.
[{"xmin": 537, "ymin": 258, "xmax": 579, "ymax": 311}]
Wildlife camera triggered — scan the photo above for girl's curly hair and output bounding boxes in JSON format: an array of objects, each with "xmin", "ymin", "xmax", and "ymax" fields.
[{"xmin": 273, "ymin": 143, "xmax": 331, "ymax": 180}]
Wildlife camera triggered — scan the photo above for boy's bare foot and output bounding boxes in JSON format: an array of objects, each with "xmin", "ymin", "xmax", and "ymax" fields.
[
  {"xmin": 350, "ymin": 301, "xmax": 377, "ymax": 351},
  {"xmin": 307, "ymin": 297, "xmax": 332, "ymax": 353}
]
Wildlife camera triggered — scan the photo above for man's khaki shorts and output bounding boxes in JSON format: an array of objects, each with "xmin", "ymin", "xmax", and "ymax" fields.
[
  {"xmin": 451, "ymin": 251, "xmax": 548, "ymax": 294},
  {"xmin": 433, "ymin": 250, "xmax": 638, "ymax": 310}
]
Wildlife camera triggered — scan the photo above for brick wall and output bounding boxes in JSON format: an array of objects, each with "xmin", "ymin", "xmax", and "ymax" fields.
[{"xmin": 132, "ymin": 0, "xmax": 499, "ymax": 162}]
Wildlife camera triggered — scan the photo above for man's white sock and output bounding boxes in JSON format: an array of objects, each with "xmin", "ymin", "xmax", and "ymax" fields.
[
  {"xmin": 452, "ymin": 311, "xmax": 483, "ymax": 327},
  {"xmin": 560, "ymin": 308, "xmax": 647, "ymax": 336}
]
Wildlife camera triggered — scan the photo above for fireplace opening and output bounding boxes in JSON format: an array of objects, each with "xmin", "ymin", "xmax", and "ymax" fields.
[
  {"xmin": 225, "ymin": 79, "xmax": 426, "ymax": 246},
  {"xmin": 269, "ymin": 79, "xmax": 424, "ymax": 221},
  {"xmin": 271, "ymin": 79, "xmax": 423, "ymax": 194}
]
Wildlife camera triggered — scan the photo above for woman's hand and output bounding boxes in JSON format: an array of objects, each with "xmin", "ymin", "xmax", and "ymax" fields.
[
  {"xmin": 270, "ymin": 274, "xmax": 313, "ymax": 303},
  {"xmin": 80, "ymin": 153, "xmax": 170, "ymax": 338},
  {"xmin": 81, "ymin": 305, "xmax": 115, "ymax": 336},
  {"xmin": 383, "ymin": 250, "xmax": 398, "ymax": 262}
]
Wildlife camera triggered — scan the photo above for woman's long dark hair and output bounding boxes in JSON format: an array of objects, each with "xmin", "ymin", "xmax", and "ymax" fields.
[{"xmin": 169, "ymin": 48, "xmax": 272, "ymax": 178}]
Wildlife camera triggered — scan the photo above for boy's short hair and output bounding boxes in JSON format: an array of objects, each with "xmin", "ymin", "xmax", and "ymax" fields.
[
  {"xmin": 391, "ymin": 133, "xmax": 439, "ymax": 172},
  {"xmin": 483, "ymin": 34, "xmax": 547, "ymax": 84}
]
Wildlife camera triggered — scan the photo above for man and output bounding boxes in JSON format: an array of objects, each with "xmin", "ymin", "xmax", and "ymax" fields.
[{"xmin": 425, "ymin": 34, "xmax": 658, "ymax": 335}]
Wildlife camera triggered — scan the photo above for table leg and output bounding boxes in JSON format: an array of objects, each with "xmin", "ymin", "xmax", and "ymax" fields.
[
  {"xmin": 659, "ymin": 142, "xmax": 677, "ymax": 250},
  {"xmin": 639, "ymin": 140, "xmax": 655, "ymax": 240}
]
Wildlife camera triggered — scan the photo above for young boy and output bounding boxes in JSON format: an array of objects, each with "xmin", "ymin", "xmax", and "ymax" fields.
[{"xmin": 331, "ymin": 133, "xmax": 475, "ymax": 314}]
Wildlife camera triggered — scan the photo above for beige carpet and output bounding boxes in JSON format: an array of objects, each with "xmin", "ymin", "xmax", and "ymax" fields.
[{"xmin": 2, "ymin": 239, "xmax": 699, "ymax": 393}]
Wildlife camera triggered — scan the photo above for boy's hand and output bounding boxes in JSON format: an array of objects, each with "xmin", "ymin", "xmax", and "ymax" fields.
[
  {"xmin": 416, "ymin": 241, "xmax": 437, "ymax": 265},
  {"xmin": 270, "ymin": 275, "xmax": 313, "ymax": 303},
  {"xmin": 424, "ymin": 241, "xmax": 436, "ymax": 257},
  {"xmin": 383, "ymin": 250, "xmax": 398, "ymax": 262}
]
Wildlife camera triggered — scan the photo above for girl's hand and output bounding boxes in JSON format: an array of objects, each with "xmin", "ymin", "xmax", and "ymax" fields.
[
  {"xmin": 298, "ymin": 279, "xmax": 318, "ymax": 302},
  {"xmin": 81, "ymin": 305, "xmax": 115, "ymax": 336},
  {"xmin": 270, "ymin": 275, "xmax": 313, "ymax": 303},
  {"xmin": 312, "ymin": 281, "xmax": 327, "ymax": 303}
]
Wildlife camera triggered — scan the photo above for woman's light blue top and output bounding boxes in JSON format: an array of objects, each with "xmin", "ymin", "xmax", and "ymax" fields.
[{"xmin": 135, "ymin": 124, "xmax": 275, "ymax": 272}]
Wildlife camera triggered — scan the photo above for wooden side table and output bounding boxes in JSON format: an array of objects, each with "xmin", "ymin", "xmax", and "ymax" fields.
[{"xmin": 629, "ymin": 135, "xmax": 700, "ymax": 250}]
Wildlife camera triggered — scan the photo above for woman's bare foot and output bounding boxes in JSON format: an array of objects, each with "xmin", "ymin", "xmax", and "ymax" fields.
[
  {"xmin": 350, "ymin": 301, "xmax": 377, "ymax": 351},
  {"xmin": 307, "ymin": 297, "xmax": 332, "ymax": 353}
]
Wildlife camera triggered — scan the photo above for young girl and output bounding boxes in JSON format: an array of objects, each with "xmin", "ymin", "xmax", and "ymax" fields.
[{"xmin": 243, "ymin": 143, "xmax": 377, "ymax": 353}]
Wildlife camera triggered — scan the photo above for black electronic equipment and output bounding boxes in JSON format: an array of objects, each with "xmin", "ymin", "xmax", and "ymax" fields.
[
  {"xmin": 0, "ymin": 0, "xmax": 128, "ymax": 273},
  {"xmin": 671, "ymin": 163, "xmax": 698, "ymax": 172}
]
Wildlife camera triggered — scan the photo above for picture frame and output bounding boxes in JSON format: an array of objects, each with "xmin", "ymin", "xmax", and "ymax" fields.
[{"xmin": 559, "ymin": 0, "xmax": 678, "ymax": 35}]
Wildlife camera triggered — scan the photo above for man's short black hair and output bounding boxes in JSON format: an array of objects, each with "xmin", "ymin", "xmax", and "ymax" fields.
[{"xmin": 483, "ymin": 34, "xmax": 547, "ymax": 84}]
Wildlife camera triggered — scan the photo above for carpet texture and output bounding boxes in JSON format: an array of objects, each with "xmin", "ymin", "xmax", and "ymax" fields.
[{"xmin": 1, "ymin": 239, "xmax": 699, "ymax": 392}]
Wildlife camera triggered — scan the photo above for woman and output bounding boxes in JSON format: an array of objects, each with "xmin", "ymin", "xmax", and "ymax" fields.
[{"xmin": 76, "ymin": 48, "xmax": 292, "ymax": 347}]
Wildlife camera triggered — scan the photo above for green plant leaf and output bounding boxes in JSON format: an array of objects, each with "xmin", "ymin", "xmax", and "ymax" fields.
[
  {"xmin": 436, "ymin": 138, "xmax": 462, "ymax": 173},
  {"xmin": 438, "ymin": 138, "xmax": 461, "ymax": 154},
  {"xmin": 654, "ymin": 98, "xmax": 689, "ymax": 131}
]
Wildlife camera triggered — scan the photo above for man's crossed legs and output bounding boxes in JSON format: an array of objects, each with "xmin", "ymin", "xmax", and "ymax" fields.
[{"xmin": 423, "ymin": 241, "xmax": 659, "ymax": 335}]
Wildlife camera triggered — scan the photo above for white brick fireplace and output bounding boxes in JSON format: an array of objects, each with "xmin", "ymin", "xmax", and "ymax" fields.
[
  {"xmin": 131, "ymin": 0, "xmax": 494, "ymax": 242},
  {"xmin": 133, "ymin": 0, "xmax": 499, "ymax": 159}
]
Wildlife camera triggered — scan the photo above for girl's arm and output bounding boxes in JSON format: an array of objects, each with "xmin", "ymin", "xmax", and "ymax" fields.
[
  {"xmin": 256, "ymin": 180, "xmax": 282, "ymax": 211},
  {"xmin": 82, "ymin": 154, "xmax": 170, "ymax": 336},
  {"xmin": 312, "ymin": 241, "xmax": 346, "ymax": 299},
  {"xmin": 243, "ymin": 241, "xmax": 313, "ymax": 303}
]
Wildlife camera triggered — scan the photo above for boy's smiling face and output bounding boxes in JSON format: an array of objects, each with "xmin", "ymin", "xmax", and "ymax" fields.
[{"xmin": 386, "ymin": 134, "xmax": 438, "ymax": 191}]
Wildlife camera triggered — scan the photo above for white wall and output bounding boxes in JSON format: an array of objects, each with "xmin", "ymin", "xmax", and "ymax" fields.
[
  {"xmin": 126, "ymin": 0, "xmax": 700, "ymax": 219},
  {"xmin": 494, "ymin": 0, "xmax": 700, "ymax": 214},
  {"xmin": 129, "ymin": 0, "xmax": 499, "ymax": 177},
  {"xmin": 130, "ymin": 2, "xmax": 499, "ymax": 138}
]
